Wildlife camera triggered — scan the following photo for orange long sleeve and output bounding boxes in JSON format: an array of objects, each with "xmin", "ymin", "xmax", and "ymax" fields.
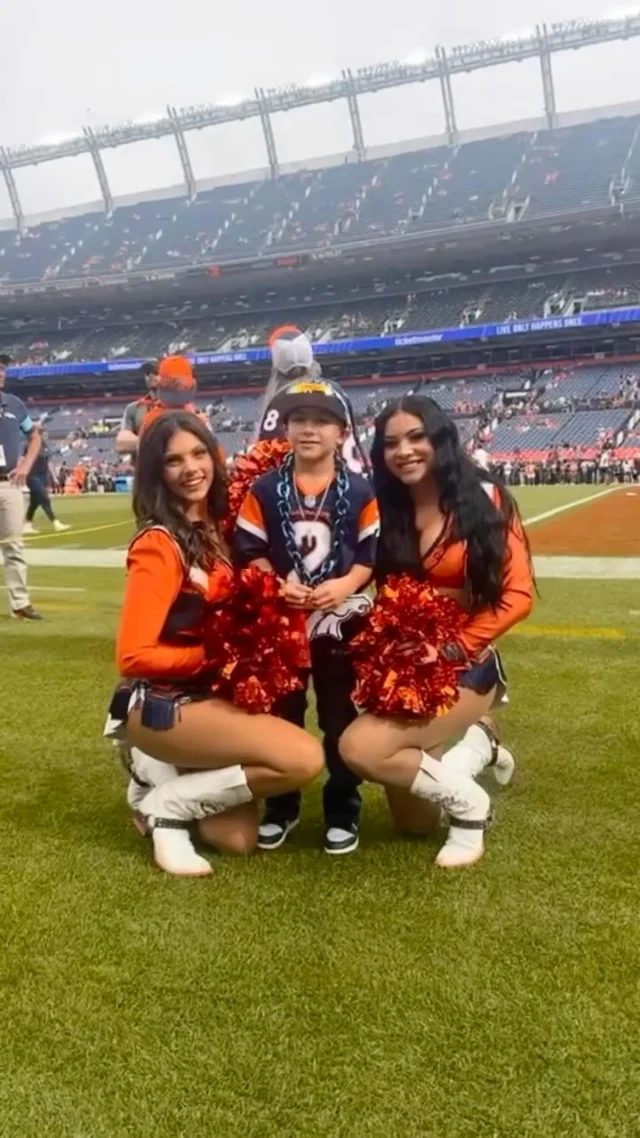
[
  {"xmin": 116, "ymin": 530, "xmax": 206, "ymax": 679},
  {"xmin": 458, "ymin": 519, "xmax": 534, "ymax": 658}
]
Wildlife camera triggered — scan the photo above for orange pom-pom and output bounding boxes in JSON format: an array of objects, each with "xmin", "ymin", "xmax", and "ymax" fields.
[
  {"xmin": 350, "ymin": 575, "xmax": 467, "ymax": 720},
  {"xmin": 205, "ymin": 566, "xmax": 308, "ymax": 713},
  {"xmin": 224, "ymin": 438, "xmax": 290, "ymax": 538}
]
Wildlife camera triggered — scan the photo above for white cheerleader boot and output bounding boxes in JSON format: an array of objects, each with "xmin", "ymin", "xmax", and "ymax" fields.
[
  {"xmin": 139, "ymin": 766, "xmax": 253, "ymax": 878},
  {"xmin": 441, "ymin": 720, "xmax": 515, "ymax": 787},
  {"xmin": 121, "ymin": 746, "xmax": 179, "ymax": 833},
  {"xmin": 411, "ymin": 752, "xmax": 491, "ymax": 869},
  {"xmin": 119, "ymin": 746, "xmax": 211, "ymax": 874}
]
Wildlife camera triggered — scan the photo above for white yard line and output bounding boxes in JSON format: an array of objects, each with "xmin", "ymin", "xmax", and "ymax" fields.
[
  {"xmin": 21, "ymin": 486, "xmax": 634, "ymax": 577},
  {"xmin": 23, "ymin": 519, "xmax": 131, "ymax": 543},
  {"xmin": 524, "ymin": 485, "xmax": 621, "ymax": 527},
  {"xmin": 0, "ymin": 584, "xmax": 86, "ymax": 593},
  {"xmin": 26, "ymin": 548, "xmax": 126, "ymax": 567},
  {"xmin": 23, "ymin": 551, "xmax": 640, "ymax": 579},
  {"xmin": 533, "ymin": 556, "xmax": 640, "ymax": 579}
]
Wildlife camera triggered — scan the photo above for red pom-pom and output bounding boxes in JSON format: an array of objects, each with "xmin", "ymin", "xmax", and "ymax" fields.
[
  {"xmin": 225, "ymin": 439, "xmax": 290, "ymax": 538},
  {"xmin": 205, "ymin": 566, "xmax": 308, "ymax": 714},
  {"xmin": 350, "ymin": 575, "xmax": 467, "ymax": 720}
]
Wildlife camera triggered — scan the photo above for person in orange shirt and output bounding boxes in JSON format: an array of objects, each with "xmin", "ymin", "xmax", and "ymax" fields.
[
  {"xmin": 104, "ymin": 410, "xmax": 323, "ymax": 878},
  {"xmin": 139, "ymin": 356, "xmax": 209, "ymax": 433},
  {"xmin": 339, "ymin": 395, "xmax": 535, "ymax": 869}
]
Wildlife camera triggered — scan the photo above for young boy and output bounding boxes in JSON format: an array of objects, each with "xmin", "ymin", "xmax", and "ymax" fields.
[
  {"xmin": 258, "ymin": 326, "xmax": 368, "ymax": 475},
  {"xmin": 235, "ymin": 380, "xmax": 379, "ymax": 854}
]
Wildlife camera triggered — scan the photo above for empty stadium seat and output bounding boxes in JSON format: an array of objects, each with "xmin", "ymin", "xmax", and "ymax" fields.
[{"xmin": 3, "ymin": 114, "xmax": 639, "ymax": 284}]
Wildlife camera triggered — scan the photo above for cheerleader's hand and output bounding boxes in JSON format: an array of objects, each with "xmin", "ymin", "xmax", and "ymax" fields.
[{"xmin": 310, "ymin": 578, "xmax": 353, "ymax": 612}]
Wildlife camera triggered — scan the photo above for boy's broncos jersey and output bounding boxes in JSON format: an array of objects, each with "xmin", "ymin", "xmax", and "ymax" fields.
[
  {"xmin": 257, "ymin": 380, "xmax": 368, "ymax": 475},
  {"xmin": 234, "ymin": 469, "xmax": 379, "ymax": 582}
]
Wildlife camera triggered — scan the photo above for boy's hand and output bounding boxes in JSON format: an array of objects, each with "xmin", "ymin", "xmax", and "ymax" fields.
[
  {"xmin": 282, "ymin": 580, "xmax": 313, "ymax": 608},
  {"xmin": 310, "ymin": 578, "xmax": 352, "ymax": 612}
]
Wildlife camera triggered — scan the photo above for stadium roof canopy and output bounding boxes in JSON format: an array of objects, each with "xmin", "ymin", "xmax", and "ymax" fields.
[{"xmin": 2, "ymin": 15, "xmax": 640, "ymax": 227}]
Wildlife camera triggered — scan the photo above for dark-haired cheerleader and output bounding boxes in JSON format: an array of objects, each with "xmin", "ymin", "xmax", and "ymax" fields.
[
  {"xmin": 339, "ymin": 396, "xmax": 534, "ymax": 868},
  {"xmin": 104, "ymin": 410, "xmax": 324, "ymax": 877},
  {"xmin": 235, "ymin": 380, "xmax": 379, "ymax": 854}
]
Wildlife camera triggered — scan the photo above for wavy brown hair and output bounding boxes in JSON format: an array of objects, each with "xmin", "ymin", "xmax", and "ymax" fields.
[{"xmin": 133, "ymin": 411, "xmax": 228, "ymax": 568}]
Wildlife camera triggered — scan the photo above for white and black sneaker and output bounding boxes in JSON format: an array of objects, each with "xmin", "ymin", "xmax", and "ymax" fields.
[
  {"xmin": 324, "ymin": 823, "xmax": 359, "ymax": 856},
  {"xmin": 257, "ymin": 815, "xmax": 300, "ymax": 851}
]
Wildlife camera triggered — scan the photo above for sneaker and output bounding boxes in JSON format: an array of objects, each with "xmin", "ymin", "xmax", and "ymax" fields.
[
  {"xmin": 23, "ymin": 522, "xmax": 38, "ymax": 534},
  {"xmin": 324, "ymin": 824, "xmax": 359, "ymax": 855},
  {"xmin": 257, "ymin": 816, "xmax": 299, "ymax": 851},
  {"xmin": 12, "ymin": 605, "xmax": 43, "ymax": 621},
  {"xmin": 53, "ymin": 520, "xmax": 71, "ymax": 532}
]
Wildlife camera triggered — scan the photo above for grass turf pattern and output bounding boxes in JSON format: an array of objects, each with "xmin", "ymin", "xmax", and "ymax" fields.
[{"xmin": 2, "ymin": 495, "xmax": 639, "ymax": 1135}]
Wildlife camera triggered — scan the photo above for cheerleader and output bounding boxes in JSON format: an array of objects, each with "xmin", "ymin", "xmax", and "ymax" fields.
[
  {"xmin": 339, "ymin": 396, "xmax": 534, "ymax": 868},
  {"xmin": 104, "ymin": 410, "xmax": 323, "ymax": 877},
  {"xmin": 235, "ymin": 380, "xmax": 379, "ymax": 854}
]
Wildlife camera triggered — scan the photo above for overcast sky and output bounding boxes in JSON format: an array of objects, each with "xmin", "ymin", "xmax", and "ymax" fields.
[{"xmin": 2, "ymin": 0, "xmax": 640, "ymax": 217}]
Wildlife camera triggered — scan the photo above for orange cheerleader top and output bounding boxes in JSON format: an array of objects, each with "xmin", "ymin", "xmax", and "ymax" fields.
[
  {"xmin": 116, "ymin": 527, "xmax": 233, "ymax": 680},
  {"xmin": 422, "ymin": 489, "xmax": 534, "ymax": 657}
]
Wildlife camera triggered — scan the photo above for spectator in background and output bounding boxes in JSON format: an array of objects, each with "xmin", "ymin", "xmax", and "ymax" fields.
[
  {"xmin": 138, "ymin": 356, "xmax": 208, "ymax": 435},
  {"xmin": 23, "ymin": 428, "xmax": 71, "ymax": 535},
  {"xmin": 0, "ymin": 355, "xmax": 43, "ymax": 620},
  {"xmin": 472, "ymin": 445, "xmax": 491, "ymax": 472},
  {"xmin": 115, "ymin": 359, "xmax": 160, "ymax": 456}
]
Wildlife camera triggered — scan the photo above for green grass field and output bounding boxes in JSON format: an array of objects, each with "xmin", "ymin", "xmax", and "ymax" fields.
[
  {"xmin": 19, "ymin": 482, "xmax": 612, "ymax": 550},
  {"xmin": 2, "ymin": 487, "xmax": 639, "ymax": 1137}
]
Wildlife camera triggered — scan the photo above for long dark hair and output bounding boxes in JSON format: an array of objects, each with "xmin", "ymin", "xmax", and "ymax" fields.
[
  {"xmin": 133, "ymin": 411, "xmax": 228, "ymax": 568},
  {"xmin": 371, "ymin": 395, "xmax": 532, "ymax": 610}
]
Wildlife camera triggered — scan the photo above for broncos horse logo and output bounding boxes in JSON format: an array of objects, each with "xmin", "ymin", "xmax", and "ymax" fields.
[{"xmin": 306, "ymin": 592, "xmax": 373, "ymax": 642}]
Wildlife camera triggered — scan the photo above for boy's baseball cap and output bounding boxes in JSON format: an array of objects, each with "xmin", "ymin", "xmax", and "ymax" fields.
[{"xmin": 277, "ymin": 380, "xmax": 348, "ymax": 427}]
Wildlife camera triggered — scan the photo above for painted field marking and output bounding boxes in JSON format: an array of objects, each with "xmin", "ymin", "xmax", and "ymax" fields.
[
  {"xmin": 33, "ymin": 602, "xmax": 89, "ymax": 612},
  {"xmin": 12, "ymin": 487, "xmax": 624, "ymax": 546},
  {"xmin": 25, "ymin": 549, "xmax": 126, "ymax": 567},
  {"xmin": 510, "ymin": 624, "xmax": 625, "ymax": 640},
  {"xmin": 533, "ymin": 555, "xmax": 640, "ymax": 579},
  {"xmin": 22, "ymin": 518, "xmax": 132, "ymax": 543},
  {"xmin": 524, "ymin": 485, "xmax": 622, "ymax": 528},
  {"xmin": 0, "ymin": 585, "xmax": 86, "ymax": 593}
]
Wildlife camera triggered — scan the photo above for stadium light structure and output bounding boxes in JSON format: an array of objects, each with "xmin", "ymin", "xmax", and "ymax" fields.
[{"xmin": 3, "ymin": 13, "xmax": 640, "ymax": 227}]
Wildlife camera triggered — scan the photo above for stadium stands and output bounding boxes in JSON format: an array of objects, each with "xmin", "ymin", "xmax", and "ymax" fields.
[
  {"xmin": 34, "ymin": 361, "xmax": 639, "ymax": 474},
  {"xmin": 8, "ymin": 256, "xmax": 640, "ymax": 367},
  {"xmin": 491, "ymin": 413, "xmax": 573, "ymax": 453},
  {"xmin": 3, "ymin": 113, "xmax": 640, "ymax": 285},
  {"xmin": 514, "ymin": 118, "xmax": 636, "ymax": 218}
]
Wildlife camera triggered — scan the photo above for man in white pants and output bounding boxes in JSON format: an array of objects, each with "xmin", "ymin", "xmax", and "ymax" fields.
[{"xmin": 0, "ymin": 358, "xmax": 43, "ymax": 620}]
